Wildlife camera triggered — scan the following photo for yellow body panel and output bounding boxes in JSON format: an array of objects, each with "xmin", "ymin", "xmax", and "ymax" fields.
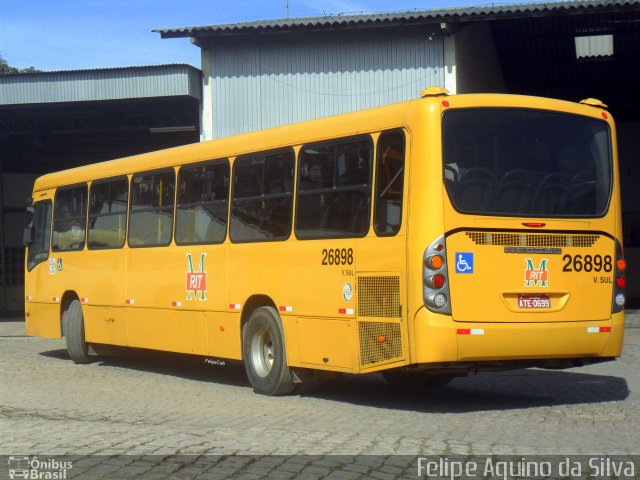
[
  {"xmin": 412, "ymin": 308, "xmax": 624, "ymax": 363},
  {"xmin": 24, "ymin": 92, "xmax": 624, "ymax": 375},
  {"xmin": 25, "ymin": 302, "xmax": 61, "ymax": 338},
  {"xmin": 445, "ymin": 230, "xmax": 615, "ymax": 322}
]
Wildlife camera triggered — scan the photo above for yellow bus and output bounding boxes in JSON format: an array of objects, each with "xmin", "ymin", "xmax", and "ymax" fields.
[{"xmin": 23, "ymin": 88, "xmax": 627, "ymax": 395}]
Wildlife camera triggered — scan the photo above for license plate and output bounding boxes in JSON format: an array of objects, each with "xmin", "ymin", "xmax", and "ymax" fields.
[{"xmin": 518, "ymin": 295, "xmax": 550, "ymax": 309}]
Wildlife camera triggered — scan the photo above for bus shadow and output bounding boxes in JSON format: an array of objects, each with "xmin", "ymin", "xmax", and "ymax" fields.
[
  {"xmin": 302, "ymin": 369, "xmax": 630, "ymax": 412},
  {"xmin": 39, "ymin": 348, "xmax": 249, "ymax": 389},
  {"xmin": 39, "ymin": 349, "xmax": 629, "ymax": 412}
]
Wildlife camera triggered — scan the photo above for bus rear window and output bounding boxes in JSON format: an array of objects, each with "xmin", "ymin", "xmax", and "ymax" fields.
[{"xmin": 442, "ymin": 108, "xmax": 612, "ymax": 218}]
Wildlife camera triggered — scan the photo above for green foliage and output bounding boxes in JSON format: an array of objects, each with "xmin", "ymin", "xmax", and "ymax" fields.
[{"xmin": 0, "ymin": 54, "xmax": 41, "ymax": 74}]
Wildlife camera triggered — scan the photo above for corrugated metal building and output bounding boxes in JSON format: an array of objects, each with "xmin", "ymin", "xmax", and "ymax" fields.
[
  {"xmin": 159, "ymin": 0, "xmax": 640, "ymax": 303},
  {"xmin": 197, "ymin": 28, "xmax": 447, "ymax": 138},
  {"xmin": 0, "ymin": 65, "xmax": 202, "ymax": 314},
  {"xmin": 158, "ymin": 0, "xmax": 640, "ymax": 139}
]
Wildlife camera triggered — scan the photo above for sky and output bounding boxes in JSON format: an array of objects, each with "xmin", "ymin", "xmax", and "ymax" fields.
[{"xmin": 1, "ymin": 0, "xmax": 547, "ymax": 72}]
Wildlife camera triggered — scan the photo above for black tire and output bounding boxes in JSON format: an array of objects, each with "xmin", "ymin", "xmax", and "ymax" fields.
[
  {"xmin": 242, "ymin": 306, "xmax": 296, "ymax": 395},
  {"xmin": 383, "ymin": 370, "xmax": 455, "ymax": 389},
  {"xmin": 65, "ymin": 299, "xmax": 91, "ymax": 364}
]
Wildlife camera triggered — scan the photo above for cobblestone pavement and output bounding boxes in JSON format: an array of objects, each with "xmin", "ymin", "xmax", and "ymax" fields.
[{"xmin": 0, "ymin": 321, "xmax": 639, "ymax": 478}]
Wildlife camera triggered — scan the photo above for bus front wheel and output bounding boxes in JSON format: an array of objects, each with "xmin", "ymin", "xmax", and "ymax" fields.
[
  {"xmin": 242, "ymin": 306, "xmax": 295, "ymax": 396},
  {"xmin": 64, "ymin": 299, "xmax": 91, "ymax": 364}
]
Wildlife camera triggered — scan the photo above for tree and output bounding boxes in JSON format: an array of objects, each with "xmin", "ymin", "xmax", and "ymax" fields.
[{"xmin": 0, "ymin": 54, "xmax": 41, "ymax": 74}]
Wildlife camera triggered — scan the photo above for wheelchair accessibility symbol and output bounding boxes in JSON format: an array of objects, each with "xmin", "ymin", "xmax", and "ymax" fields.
[{"xmin": 455, "ymin": 252, "xmax": 474, "ymax": 274}]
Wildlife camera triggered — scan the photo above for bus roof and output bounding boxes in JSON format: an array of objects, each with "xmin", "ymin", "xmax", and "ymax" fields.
[{"xmin": 32, "ymin": 92, "xmax": 604, "ymax": 193}]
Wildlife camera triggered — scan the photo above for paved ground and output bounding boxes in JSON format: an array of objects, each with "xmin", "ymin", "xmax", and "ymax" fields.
[{"xmin": 1, "ymin": 313, "xmax": 639, "ymax": 478}]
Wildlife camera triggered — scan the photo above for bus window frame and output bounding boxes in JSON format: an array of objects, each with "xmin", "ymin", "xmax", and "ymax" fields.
[
  {"xmin": 230, "ymin": 147, "xmax": 296, "ymax": 244},
  {"xmin": 175, "ymin": 158, "xmax": 230, "ymax": 246},
  {"xmin": 26, "ymin": 199, "xmax": 53, "ymax": 272},
  {"xmin": 87, "ymin": 175, "xmax": 129, "ymax": 250},
  {"xmin": 127, "ymin": 168, "xmax": 176, "ymax": 249},
  {"xmin": 441, "ymin": 107, "xmax": 614, "ymax": 220},
  {"xmin": 374, "ymin": 129, "xmax": 406, "ymax": 237},
  {"xmin": 294, "ymin": 134, "xmax": 374, "ymax": 240},
  {"xmin": 51, "ymin": 183, "xmax": 88, "ymax": 253}
]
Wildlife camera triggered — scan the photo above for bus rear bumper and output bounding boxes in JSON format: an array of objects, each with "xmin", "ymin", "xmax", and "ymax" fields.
[{"xmin": 412, "ymin": 307, "xmax": 624, "ymax": 365}]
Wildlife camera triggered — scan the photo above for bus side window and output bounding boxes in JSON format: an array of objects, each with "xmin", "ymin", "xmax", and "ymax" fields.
[
  {"xmin": 230, "ymin": 149, "xmax": 294, "ymax": 243},
  {"xmin": 88, "ymin": 177, "xmax": 128, "ymax": 249},
  {"xmin": 374, "ymin": 130, "xmax": 406, "ymax": 236},
  {"xmin": 176, "ymin": 160, "xmax": 230, "ymax": 245},
  {"xmin": 52, "ymin": 185, "xmax": 88, "ymax": 251},
  {"xmin": 26, "ymin": 201, "xmax": 52, "ymax": 271},
  {"xmin": 129, "ymin": 170, "xmax": 175, "ymax": 247},
  {"xmin": 296, "ymin": 136, "xmax": 373, "ymax": 239}
]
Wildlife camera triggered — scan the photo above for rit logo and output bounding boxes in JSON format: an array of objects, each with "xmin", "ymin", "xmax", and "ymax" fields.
[
  {"xmin": 524, "ymin": 258, "xmax": 548, "ymax": 287},
  {"xmin": 186, "ymin": 253, "xmax": 207, "ymax": 301}
]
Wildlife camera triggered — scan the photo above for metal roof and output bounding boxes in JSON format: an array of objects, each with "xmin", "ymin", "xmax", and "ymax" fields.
[
  {"xmin": 156, "ymin": 0, "xmax": 640, "ymax": 38},
  {"xmin": 0, "ymin": 64, "xmax": 202, "ymax": 106}
]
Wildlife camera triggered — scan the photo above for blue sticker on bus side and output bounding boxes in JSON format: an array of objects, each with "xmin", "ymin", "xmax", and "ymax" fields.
[{"xmin": 455, "ymin": 252, "xmax": 474, "ymax": 274}]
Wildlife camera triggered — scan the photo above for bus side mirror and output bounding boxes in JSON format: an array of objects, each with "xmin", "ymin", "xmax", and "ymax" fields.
[{"xmin": 23, "ymin": 227, "xmax": 33, "ymax": 246}]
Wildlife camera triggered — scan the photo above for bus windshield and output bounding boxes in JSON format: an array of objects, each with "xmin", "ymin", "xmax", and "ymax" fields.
[{"xmin": 442, "ymin": 108, "xmax": 612, "ymax": 218}]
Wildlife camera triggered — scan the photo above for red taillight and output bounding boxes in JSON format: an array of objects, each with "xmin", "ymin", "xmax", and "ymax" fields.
[
  {"xmin": 424, "ymin": 234, "xmax": 451, "ymax": 313},
  {"xmin": 616, "ymin": 277, "xmax": 626, "ymax": 289},
  {"xmin": 433, "ymin": 274, "xmax": 446, "ymax": 289},
  {"xmin": 616, "ymin": 258, "xmax": 627, "ymax": 271}
]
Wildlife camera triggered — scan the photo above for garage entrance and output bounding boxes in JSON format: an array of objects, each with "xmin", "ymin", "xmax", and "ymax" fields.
[{"xmin": 0, "ymin": 64, "xmax": 201, "ymax": 315}]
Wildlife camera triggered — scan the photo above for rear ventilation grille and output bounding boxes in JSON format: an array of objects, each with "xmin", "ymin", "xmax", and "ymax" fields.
[
  {"xmin": 466, "ymin": 232, "xmax": 599, "ymax": 248},
  {"xmin": 358, "ymin": 321, "xmax": 403, "ymax": 367},
  {"xmin": 357, "ymin": 275, "xmax": 401, "ymax": 318}
]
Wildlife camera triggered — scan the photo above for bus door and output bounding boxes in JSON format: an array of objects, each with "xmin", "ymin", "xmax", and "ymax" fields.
[{"xmin": 24, "ymin": 197, "xmax": 59, "ymax": 338}]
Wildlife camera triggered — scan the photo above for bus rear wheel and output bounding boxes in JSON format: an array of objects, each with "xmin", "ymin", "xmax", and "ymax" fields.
[
  {"xmin": 242, "ymin": 306, "xmax": 295, "ymax": 396},
  {"xmin": 64, "ymin": 299, "xmax": 91, "ymax": 364}
]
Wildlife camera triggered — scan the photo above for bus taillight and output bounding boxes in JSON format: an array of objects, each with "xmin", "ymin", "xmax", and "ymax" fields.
[
  {"xmin": 612, "ymin": 239, "xmax": 626, "ymax": 312},
  {"xmin": 432, "ymin": 274, "xmax": 446, "ymax": 289},
  {"xmin": 429, "ymin": 255, "xmax": 444, "ymax": 269},
  {"xmin": 616, "ymin": 258, "xmax": 627, "ymax": 271},
  {"xmin": 423, "ymin": 235, "xmax": 452, "ymax": 314}
]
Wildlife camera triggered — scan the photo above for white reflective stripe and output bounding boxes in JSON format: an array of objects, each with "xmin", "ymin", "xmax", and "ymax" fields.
[
  {"xmin": 346, "ymin": 308, "xmax": 354, "ymax": 315},
  {"xmin": 470, "ymin": 329, "xmax": 485, "ymax": 335},
  {"xmin": 172, "ymin": 301, "xmax": 182, "ymax": 307},
  {"xmin": 230, "ymin": 304, "xmax": 241, "ymax": 310},
  {"xmin": 587, "ymin": 327, "xmax": 600, "ymax": 333},
  {"xmin": 52, "ymin": 297, "xmax": 60, "ymax": 302},
  {"xmin": 81, "ymin": 298, "xmax": 89, "ymax": 303},
  {"xmin": 126, "ymin": 299, "xmax": 135, "ymax": 305}
]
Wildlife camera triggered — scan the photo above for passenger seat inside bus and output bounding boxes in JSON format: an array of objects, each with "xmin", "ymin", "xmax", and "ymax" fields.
[
  {"xmin": 530, "ymin": 173, "xmax": 570, "ymax": 215},
  {"xmin": 492, "ymin": 169, "xmax": 532, "ymax": 214},
  {"xmin": 455, "ymin": 167, "xmax": 496, "ymax": 212}
]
